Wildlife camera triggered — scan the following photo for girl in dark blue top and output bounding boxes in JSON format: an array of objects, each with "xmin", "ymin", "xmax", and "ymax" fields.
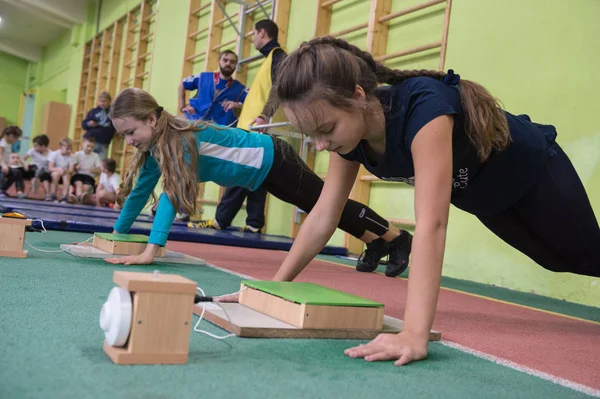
[{"xmin": 268, "ymin": 37, "xmax": 599, "ymax": 366}]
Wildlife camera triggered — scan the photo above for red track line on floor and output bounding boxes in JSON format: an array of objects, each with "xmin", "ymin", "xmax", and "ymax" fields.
[{"xmin": 167, "ymin": 241, "xmax": 600, "ymax": 390}]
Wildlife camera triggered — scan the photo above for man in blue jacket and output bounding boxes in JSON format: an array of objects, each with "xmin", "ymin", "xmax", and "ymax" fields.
[
  {"xmin": 82, "ymin": 91, "xmax": 115, "ymax": 160},
  {"xmin": 178, "ymin": 50, "xmax": 248, "ymax": 127}
]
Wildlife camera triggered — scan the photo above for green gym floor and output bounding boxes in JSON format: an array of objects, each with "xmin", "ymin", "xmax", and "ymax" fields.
[{"xmin": 1, "ymin": 231, "xmax": 599, "ymax": 398}]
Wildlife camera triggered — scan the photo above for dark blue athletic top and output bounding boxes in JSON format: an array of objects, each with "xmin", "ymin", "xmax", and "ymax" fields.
[{"xmin": 339, "ymin": 77, "xmax": 557, "ymax": 215}]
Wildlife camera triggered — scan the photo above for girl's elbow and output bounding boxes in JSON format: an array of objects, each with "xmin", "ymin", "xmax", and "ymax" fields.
[{"xmin": 416, "ymin": 216, "xmax": 448, "ymax": 235}]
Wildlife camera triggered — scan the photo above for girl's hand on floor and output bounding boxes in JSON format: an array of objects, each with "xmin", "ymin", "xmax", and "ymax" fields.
[
  {"xmin": 344, "ymin": 331, "xmax": 429, "ymax": 366},
  {"xmin": 104, "ymin": 253, "xmax": 154, "ymax": 265}
]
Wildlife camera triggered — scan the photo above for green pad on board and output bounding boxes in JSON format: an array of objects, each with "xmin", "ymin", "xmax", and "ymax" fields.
[
  {"xmin": 94, "ymin": 233, "xmax": 150, "ymax": 243},
  {"xmin": 242, "ymin": 281, "xmax": 384, "ymax": 307}
]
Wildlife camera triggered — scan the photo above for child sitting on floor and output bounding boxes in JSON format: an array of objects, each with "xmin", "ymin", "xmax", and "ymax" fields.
[
  {"xmin": 95, "ymin": 158, "xmax": 121, "ymax": 208},
  {"xmin": 4, "ymin": 153, "xmax": 28, "ymax": 198},
  {"xmin": 69, "ymin": 137, "xmax": 101, "ymax": 204},
  {"xmin": 0, "ymin": 125, "xmax": 23, "ymax": 198},
  {"xmin": 23, "ymin": 134, "xmax": 52, "ymax": 200},
  {"xmin": 48, "ymin": 137, "xmax": 74, "ymax": 203}
]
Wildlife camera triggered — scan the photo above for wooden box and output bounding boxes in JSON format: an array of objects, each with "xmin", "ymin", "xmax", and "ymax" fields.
[
  {"xmin": 239, "ymin": 281, "xmax": 384, "ymax": 330},
  {"xmin": 103, "ymin": 271, "xmax": 197, "ymax": 365},
  {"xmin": 93, "ymin": 233, "xmax": 166, "ymax": 257},
  {"xmin": 0, "ymin": 218, "xmax": 32, "ymax": 258}
]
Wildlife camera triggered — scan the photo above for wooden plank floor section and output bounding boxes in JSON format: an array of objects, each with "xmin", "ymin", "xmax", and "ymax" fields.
[{"xmin": 194, "ymin": 302, "xmax": 442, "ymax": 340}]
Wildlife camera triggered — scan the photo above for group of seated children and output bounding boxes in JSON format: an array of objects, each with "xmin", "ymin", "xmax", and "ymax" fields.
[{"xmin": 0, "ymin": 125, "xmax": 121, "ymax": 207}]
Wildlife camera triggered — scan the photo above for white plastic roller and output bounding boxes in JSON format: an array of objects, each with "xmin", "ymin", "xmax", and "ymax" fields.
[{"xmin": 99, "ymin": 287, "xmax": 132, "ymax": 347}]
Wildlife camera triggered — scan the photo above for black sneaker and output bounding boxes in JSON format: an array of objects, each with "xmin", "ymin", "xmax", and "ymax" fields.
[
  {"xmin": 356, "ymin": 238, "xmax": 388, "ymax": 273},
  {"xmin": 385, "ymin": 231, "xmax": 413, "ymax": 277}
]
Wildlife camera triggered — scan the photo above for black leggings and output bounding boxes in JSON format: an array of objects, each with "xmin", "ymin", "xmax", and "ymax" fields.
[
  {"xmin": 478, "ymin": 144, "xmax": 599, "ymax": 277},
  {"xmin": 0, "ymin": 167, "xmax": 25, "ymax": 192},
  {"xmin": 262, "ymin": 137, "xmax": 390, "ymax": 239}
]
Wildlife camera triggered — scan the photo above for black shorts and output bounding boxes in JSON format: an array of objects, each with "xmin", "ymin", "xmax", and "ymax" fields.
[
  {"xmin": 26, "ymin": 165, "xmax": 51, "ymax": 182},
  {"xmin": 70, "ymin": 174, "xmax": 97, "ymax": 191}
]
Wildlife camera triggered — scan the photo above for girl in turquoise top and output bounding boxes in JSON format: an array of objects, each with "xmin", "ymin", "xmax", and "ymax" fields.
[{"xmin": 106, "ymin": 88, "xmax": 412, "ymax": 276}]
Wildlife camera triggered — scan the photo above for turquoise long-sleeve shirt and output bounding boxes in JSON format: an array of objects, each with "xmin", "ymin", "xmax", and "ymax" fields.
[{"xmin": 113, "ymin": 125, "xmax": 274, "ymax": 246}]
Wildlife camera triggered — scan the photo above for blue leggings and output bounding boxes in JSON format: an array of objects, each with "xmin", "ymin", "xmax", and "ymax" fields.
[{"xmin": 478, "ymin": 144, "xmax": 599, "ymax": 277}]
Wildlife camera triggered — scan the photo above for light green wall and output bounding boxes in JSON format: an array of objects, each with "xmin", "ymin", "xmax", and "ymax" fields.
[
  {"xmin": 0, "ymin": 51, "xmax": 28, "ymax": 126},
  {"xmin": 31, "ymin": 31, "xmax": 71, "ymax": 139},
  {"xmin": 440, "ymin": 0, "xmax": 600, "ymax": 306},
  {"xmin": 97, "ymin": 0, "xmax": 139, "ymax": 33},
  {"xmin": 26, "ymin": 1, "xmax": 97, "ymax": 144},
  {"xmin": 147, "ymin": 0, "xmax": 188, "ymax": 113},
  {"xmin": 34, "ymin": 0, "xmax": 599, "ymax": 306}
]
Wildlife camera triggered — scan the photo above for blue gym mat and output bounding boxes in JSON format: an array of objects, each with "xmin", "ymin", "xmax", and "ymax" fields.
[
  {"xmin": 0, "ymin": 198, "xmax": 348, "ymax": 256},
  {"xmin": 0, "ymin": 198, "xmax": 190, "ymax": 224},
  {"xmin": 2, "ymin": 197, "xmax": 119, "ymax": 213}
]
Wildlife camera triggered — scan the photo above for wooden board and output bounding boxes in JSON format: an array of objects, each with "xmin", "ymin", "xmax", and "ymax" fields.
[
  {"xmin": 240, "ymin": 285, "xmax": 384, "ymax": 330},
  {"xmin": 103, "ymin": 341, "xmax": 188, "ymax": 365},
  {"xmin": 194, "ymin": 302, "xmax": 441, "ymax": 341},
  {"xmin": 241, "ymin": 281, "xmax": 384, "ymax": 307},
  {"xmin": 95, "ymin": 233, "xmax": 154, "ymax": 243},
  {"xmin": 114, "ymin": 271, "xmax": 196, "ymax": 295},
  {"xmin": 0, "ymin": 250, "xmax": 29, "ymax": 259},
  {"xmin": 92, "ymin": 234, "xmax": 167, "ymax": 257}
]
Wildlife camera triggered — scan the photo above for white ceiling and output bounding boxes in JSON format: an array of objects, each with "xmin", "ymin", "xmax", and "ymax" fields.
[{"xmin": 0, "ymin": 0, "xmax": 90, "ymax": 62}]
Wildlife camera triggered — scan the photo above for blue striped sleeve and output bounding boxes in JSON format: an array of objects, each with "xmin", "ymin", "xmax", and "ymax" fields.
[{"xmin": 182, "ymin": 74, "xmax": 199, "ymax": 91}]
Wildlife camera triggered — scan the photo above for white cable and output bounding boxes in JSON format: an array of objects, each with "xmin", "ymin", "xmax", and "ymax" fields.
[
  {"xmin": 34, "ymin": 219, "xmax": 47, "ymax": 233},
  {"xmin": 193, "ymin": 287, "xmax": 246, "ymax": 340},
  {"xmin": 24, "ymin": 219, "xmax": 94, "ymax": 253},
  {"xmin": 214, "ymin": 286, "xmax": 245, "ymax": 299},
  {"xmin": 193, "ymin": 287, "xmax": 235, "ymax": 340},
  {"xmin": 25, "ymin": 236, "xmax": 94, "ymax": 253}
]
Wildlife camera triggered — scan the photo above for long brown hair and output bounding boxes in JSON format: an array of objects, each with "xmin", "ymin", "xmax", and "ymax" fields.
[
  {"xmin": 1, "ymin": 125, "xmax": 23, "ymax": 141},
  {"xmin": 272, "ymin": 36, "xmax": 510, "ymax": 161},
  {"xmin": 109, "ymin": 88, "xmax": 201, "ymax": 215}
]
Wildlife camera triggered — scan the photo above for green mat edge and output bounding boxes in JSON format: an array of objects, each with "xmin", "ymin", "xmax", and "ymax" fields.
[
  {"xmin": 242, "ymin": 280, "xmax": 384, "ymax": 307},
  {"xmin": 94, "ymin": 233, "xmax": 150, "ymax": 243}
]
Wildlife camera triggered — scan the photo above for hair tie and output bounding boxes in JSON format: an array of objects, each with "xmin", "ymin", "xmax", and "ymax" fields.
[
  {"xmin": 156, "ymin": 106, "xmax": 164, "ymax": 118},
  {"xmin": 443, "ymin": 69, "xmax": 460, "ymax": 86}
]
